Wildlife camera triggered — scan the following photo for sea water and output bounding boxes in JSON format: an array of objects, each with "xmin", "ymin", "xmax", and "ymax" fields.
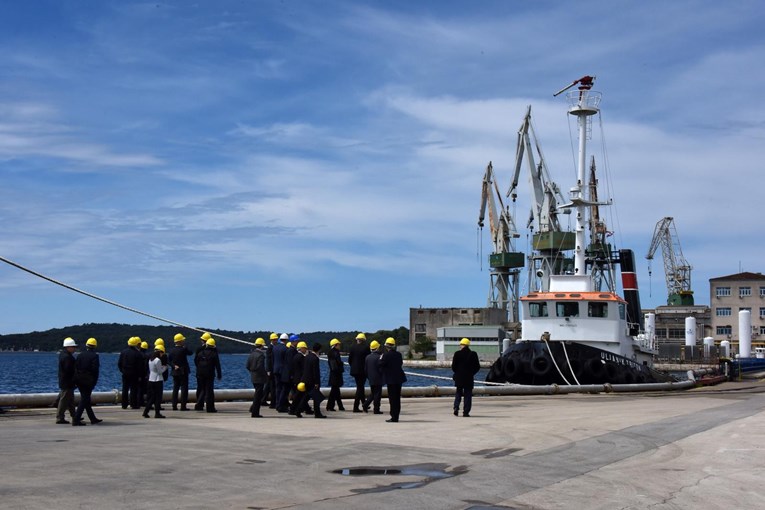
[{"xmin": 0, "ymin": 352, "xmax": 485, "ymax": 394}]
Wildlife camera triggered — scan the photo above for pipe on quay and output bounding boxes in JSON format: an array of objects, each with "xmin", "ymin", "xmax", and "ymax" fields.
[{"xmin": 0, "ymin": 380, "xmax": 695, "ymax": 409}]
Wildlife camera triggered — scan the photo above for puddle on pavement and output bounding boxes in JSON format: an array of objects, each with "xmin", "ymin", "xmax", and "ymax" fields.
[{"xmin": 332, "ymin": 463, "xmax": 468, "ymax": 493}]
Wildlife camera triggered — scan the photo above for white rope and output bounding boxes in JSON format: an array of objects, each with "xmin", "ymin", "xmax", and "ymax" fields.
[
  {"xmin": 402, "ymin": 370, "xmax": 511, "ymax": 387},
  {"xmin": 561, "ymin": 341, "xmax": 581, "ymax": 385},
  {"xmin": 542, "ymin": 336, "xmax": 571, "ymax": 385},
  {"xmin": 0, "ymin": 254, "xmax": 254, "ymax": 347}
]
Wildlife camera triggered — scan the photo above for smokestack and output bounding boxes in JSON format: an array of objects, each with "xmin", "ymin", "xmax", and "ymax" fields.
[{"xmin": 619, "ymin": 249, "xmax": 642, "ymax": 336}]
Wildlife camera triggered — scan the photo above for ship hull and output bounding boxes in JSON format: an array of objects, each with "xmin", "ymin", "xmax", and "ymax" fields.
[{"xmin": 486, "ymin": 341, "xmax": 674, "ymax": 385}]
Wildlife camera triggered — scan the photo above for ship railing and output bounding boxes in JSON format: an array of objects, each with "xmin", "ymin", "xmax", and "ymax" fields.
[{"xmin": 566, "ymin": 89, "xmax": 602, "ymax": 110}]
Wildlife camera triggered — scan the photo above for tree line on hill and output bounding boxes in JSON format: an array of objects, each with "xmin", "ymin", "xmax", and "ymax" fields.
[{"xmin": 0, "ymin": 323, "xmax": 410, "ymax": 354}]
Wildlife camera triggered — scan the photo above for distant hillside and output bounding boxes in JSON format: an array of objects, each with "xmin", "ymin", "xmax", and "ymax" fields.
[{"xmin": 0, "ymin": 323, "xmax": 409, "ymax": 354}]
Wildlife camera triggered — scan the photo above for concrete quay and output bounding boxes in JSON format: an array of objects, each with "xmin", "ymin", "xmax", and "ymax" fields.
[{"xmin": 2, "ymin": 381, "xmax": 764, "ymax": 510}]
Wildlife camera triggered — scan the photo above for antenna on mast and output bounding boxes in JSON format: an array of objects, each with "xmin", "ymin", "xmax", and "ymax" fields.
[{"xmin": 553, "ymin": 75, "xmax": 596, "ymax": 97}]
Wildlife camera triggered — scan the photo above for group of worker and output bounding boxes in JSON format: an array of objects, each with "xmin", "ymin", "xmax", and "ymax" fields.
[
  {"xmin": 246, "ymin": 332, "xmax": 407, "ymax": 422},
  {"xmin": 55, "ymin": 330, "xmax": 480, "ymax": 425}
]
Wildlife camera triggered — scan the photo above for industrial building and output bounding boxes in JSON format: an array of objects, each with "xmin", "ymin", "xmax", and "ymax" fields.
[{"xmin": 708, "ymin": 272, "xmax": 765, "ymax": 347}]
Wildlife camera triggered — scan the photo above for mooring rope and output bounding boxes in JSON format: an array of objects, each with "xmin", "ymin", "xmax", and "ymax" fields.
[
  {"xmin": 402, "ymin": 370, "xmax": 511, "ymax": 387},
  {"xmin": 0, "ymin": 254, "xmax": 254, "ymax": 346}
]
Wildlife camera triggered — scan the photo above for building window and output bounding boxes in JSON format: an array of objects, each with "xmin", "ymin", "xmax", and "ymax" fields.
[
  {"xmin": 716, "ymin": 287, "xmax": 731, "ymax": 297},
  {"xmin": 740, "ymin": 286, "xmax": 752, "ymax": 297},
  {"xmin": 529, "ymin": 302, "xmax": 549, "ymax": 317},
  {"xmin": 588, "ymin": 302, "xmax": 608, "ymax": 318},
  {"xmin": 556, "ymin": 302, "xmax": 579, "ymax": 318},
  {"xmin": 668, "ymin": 328, "xmax": 684, "ymax": 339},
  {"xmin": 716, "ymin": 307, "xmax": 732, "ymax": 316},
  {"xmin": 716, "ymin": 326, "xmax": 732, "ymax": 335},
  {"xmin": 760, "ymin": 326, "xmax": 765, "ymax": 335},
  {"xmin": 414, "ymin": 323, "xmax": 426, "ymax": 333},
  {"xmin": 760, "ymin": 287, "xmax": 765, "ymax": 297},
  {"xmin": 760, "ymin": 308, "xmax": 765, "ymax": 318}
]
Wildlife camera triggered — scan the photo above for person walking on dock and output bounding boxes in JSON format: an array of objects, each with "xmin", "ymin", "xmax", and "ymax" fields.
[
  {"xmin": 451, "ymin": 338, "xmax": 480, "ymax": 417},
  {"xmin": 143, "ymin": 344, "xmax": 168, "ymax": 419},
  {"xmin": 348, "ymin": 333, "xmax": 371, "ymax": 413},
  {"xmin": 117, "ymin": 337, "xmax": 143, "ymax": 409},
  {"xmin": 56, "ymin": 337, "xmax": 78, "ymax": 425},
  {"xmin": 168, "ymin": 333, "xmax": 192, "ymax": 411},
  {"xmin": 297, "ymin": 343, "xmax": 326, "ymax": 419},
  {"xmin": 246, "ymin": 338, "xmax": 267, "ymax": 418},
  {"xmin": 194, "ymin": 332, "xmax": 212, "ymax": 410},
  {"xmin": 326, "ymin": 338, "xmax": 345, "ymax": 412},
  {"xmin": 73, "ymin": 337, "xmax": 102, "ymax": 425},
  {"xmin": 379, "ymin": 337, "xmax": 406, "ymax": 423},
  {"xmin": 263, "ymin": 333, "xmax": 278, "ymax": 407},
  {"xmin": 289, "ymin": 341, "xmax": 309, "ymax": 415},
  {"xmin": 363, "ymin": 340, "xmax": 383, "ymax": 414},
  {"xmin": 195, "ymin": 337, "xmax": 222, "ymax": 413}
]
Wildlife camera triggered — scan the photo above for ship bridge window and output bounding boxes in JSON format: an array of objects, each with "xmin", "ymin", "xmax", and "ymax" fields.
[
  {"xmin": 587, "ymin": 302, "xmax": 608, "ymax": 318},
  {"xmin": 556, "ymin": 302, "xmax": 579, "ymax": 318},
  {"xmin": 529, "ymin": 301, "xmax": 549, "ymax": 317},
  {"xmin": 618, "ymin": 303, "xmax": 626, "ymax": 320}
]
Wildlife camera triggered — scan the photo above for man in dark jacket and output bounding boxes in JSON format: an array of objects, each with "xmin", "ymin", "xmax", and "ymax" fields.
[
  {"xmin": 263, "ymin": 333, "xmax": 278, "ymax": 407},
  {"xmin": 246, "ymin": 338, "xmax": 268, "ymax": 418},
  {"xmin": 194, "ymin": 333, "xmax": 212, "ymax": 410},
  {"xmin": 348, "ymin": 333, "xmax": 371, "ymax": 413},
  {"xmin": 168, "ymin": 333, "xmax": 192, "ymax": 411},
  {"xmin": 289, "ymin": 341, "xmax": 309, "ymax": 415},
  {"xmin": 272, "ymin": 333, "xmax": 289, "ymax": 412},
  {"xmin": 363, "ymin": 340, "xmax": 384, "ymax": 414},
  {"xmin": 379, "ymin": 337, "xmax": 406, "ymax": 423},
  {"xmin": 326, "ymin": 338, "xmax": 345, "ymax": 411},
  {"xmin": 297, "ymin": 343, "xmax": 326, "ymax": 419},
  {"xmin": 73, "ymin": 337, "xmax": 102, "ymax": 425},
  {"xmin": 117, "ymin": 337, "xmax": 143, "ymax": 409},
  {"xmin": 195, "ymin": 338, "xmax": 222, "ymax": 412},
  {"xmin": 451, "ymin": 338, "xmax": 481, "ymax": 417},
  {"xmin": 56, "ymin": 337, "xmax": 78, "ymax": 424}
]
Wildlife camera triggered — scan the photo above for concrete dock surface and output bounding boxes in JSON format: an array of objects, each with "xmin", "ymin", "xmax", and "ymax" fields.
[{"xmin": 2, "ymin": 381, "xmax": 764, "ymax": 510}]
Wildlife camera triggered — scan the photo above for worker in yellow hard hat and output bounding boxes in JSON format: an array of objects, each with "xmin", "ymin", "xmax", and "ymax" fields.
[
  {"xmin": 289, "ymin": 341, "xmax": 311, "ymax": 416},
  {"xmin": 195, "ymin": 336, "xmax": 222, "ymax": 412},
  {"xmin": 262, "ymin": 333, "xmax": 279, "ymax": 409},
  {"xmin": 118, "ymin": 335, "xmax": 144, "ymax": 410},
  {"xmin": 362, "ymin": 340, "xmax": 384, "ymax": 414},
  {"xmin": 246, "ymin": 338, "xmax": 268, "ymax": 418},
  {"xmin": 295, "ymin": 343, "xmax": 326, "ymax": 419},
  {"xmin": 169, "ymin": 333, "xmax": 192, "ymax": 411},
  {"xmin": 452, "ymin": 338, "xmax": 480, "ymax": 417},
  {"xmin": 137, "ymin": 341, "xmax": 150, "ymax": 408},
  {"xmin": 73, "ymin": 337, "xmax": 102, "ymax": 425},
  {"xmin": 326, "ymin": 339, "xmax": 345, "ymax": 412},
  {"xmin": 379, "ymin": 337, "xmax": 406, "ymax": 422},
  {"xmin": 143, "ymin": 344, "xmax": 168, "ymax": 419},
  {"xmin": 348, "ymin": 333, "xmax": 371, "ymax": 412},
  {"xmin": 194, "ymin": 333, "xmax": 212, "ymax": 410}
]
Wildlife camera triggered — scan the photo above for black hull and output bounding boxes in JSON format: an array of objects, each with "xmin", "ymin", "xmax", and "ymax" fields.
[{"xmin": 486, "ymin": 341, "xmax": 675, "ymax": 385}]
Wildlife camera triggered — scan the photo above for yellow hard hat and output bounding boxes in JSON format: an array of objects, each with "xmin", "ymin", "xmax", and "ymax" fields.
[
  {"xmin": 201, "ymin": 332, "xmax": 212, "ymax": 341},
  {"xmin": 370, "ymin": 340, "xmax": 380, "ymax": 350},
  {"xmin": 269, "ymin": 333, "xmax": 279, "ymax": 340},
  {"xmin": 86, "ymin": 337, "xmax": 97, "ymax": 347},
  {"xmin": 384, "ymin": 337, "xmax": 396, "ymax": 347},
  {"xmin": 355, "ymin": 333, "xmax": 366, "ymax": 340},
  {"xmin": 255, "ymin": 337, "xmax": 266, "ymax": 346},
  {"xmin": 330, "ymin": 338, "xmax": 341, "ymax": 347},
  {"xmin": 155, "ymin": 344, "xmax": 165, "ymax": 353},
  {"xmin": 297, "ymin": 382, "xmax": 306, "ymax": 392},
  {"xmin": 140, "ymin": 342, "xmax": 149, "ymax": 350},
  {"xmin": 174, "ymin": 333, "xmax": 185, "ymax": 343},
  {"xmin": 297, "ymin": 341, "xmax": 307, "ymax": 350},
  {"xmin": 206, "ymin": 338, "xmax": 216, "ymax": 347},
  {"xmin": 154, "ymin": 338, "xmax": 165, "ymax": 347},
  {"xmin": 460, "ymin": 338, "xmax": 470, "ymax": 346},
  {"xmin": 286, "ymin": 342, "xmax": 292, "ymax": 348},
  {"xmin": 128, "ymin": 337, "xmax": 139, "ymax": 347}
]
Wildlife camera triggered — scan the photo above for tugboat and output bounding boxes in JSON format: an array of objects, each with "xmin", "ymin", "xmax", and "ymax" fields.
[{"xmin": 486, "ymin": 76, "xmax": 673, "ymax": 385}]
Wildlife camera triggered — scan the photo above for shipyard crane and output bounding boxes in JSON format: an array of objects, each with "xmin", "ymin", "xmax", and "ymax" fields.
[
  {"xmin": 478, "ymin": 162, "xmax": 524, "ymax": 324},
  {"xmin": 646, "ymin": 217, "xmax": 694, "ymax": 305},
  {"xmin": 507, "ymin": 106, "xmax": 572, "ymax": 291}
]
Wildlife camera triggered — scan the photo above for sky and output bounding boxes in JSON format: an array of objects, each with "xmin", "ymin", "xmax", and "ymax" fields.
[{"xmin": 1, "ymin": 1, "xmax": 764, "ymax": 336}]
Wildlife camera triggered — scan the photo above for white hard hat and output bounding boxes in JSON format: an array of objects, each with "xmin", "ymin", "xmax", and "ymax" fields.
[
  {"xmin": 279, "ymin": 333, "xmax": 289, "ymax": 341},
  {"xmin": 63, "ymin": 338, "xmax": 77, "ymax": 348}
]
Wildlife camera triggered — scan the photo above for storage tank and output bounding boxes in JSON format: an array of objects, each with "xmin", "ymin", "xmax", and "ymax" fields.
[
  {"xmin": 684, "ymin": 317, "xmax": 696, "ymax": 347},
  {"xmin": 644, "ymin": 313, "xmax": 656, "ymax": 348},
  {"xmin": 739, "ymin": 310, "xmax": 752, "ymax": 358},
  {"xmin": 703, "ymin": 336, "xmax": 715, "ymax": 358},
  {"xmin": 720, "ymin": 340, "xmax": 731, "ymax": 358}
]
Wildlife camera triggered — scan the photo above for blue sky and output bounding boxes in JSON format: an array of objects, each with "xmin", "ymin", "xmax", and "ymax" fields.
[{"xmin": 1, "ymin": 1, "xmax": 764, "ymax": 335}]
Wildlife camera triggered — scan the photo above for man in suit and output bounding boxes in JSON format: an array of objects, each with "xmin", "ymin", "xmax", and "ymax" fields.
[
  {"xmin": 73, "ymin": 337, "xmax": 102, "ymax": 425},
  {"xmin": 451, "ymin": 338, "xmax": 481, "ymax": 417},
  {"xmin": 348, "ymin": 333, "xmax": 371, "ymax": 413},
  {"xmin": 246, "ymin": 338, "xmax": 268, "ymax": 418},
  {"xmin": 56, "ymin": 337, "xmax": 78, "ymax": 424},
  {"xmin": 379, "ymin": 337, "xmax": 406, "ymax": 423},
  {"xmin": 297, "ymin": 343, "xmax": 326, "ymax": 419},
  {"xmin": 168, "ymin": 333, "xmax": 192, "ymax": 411},
  {"xmin": 363, "ymin": 340, "xmax": 384, "ymax": 414}
]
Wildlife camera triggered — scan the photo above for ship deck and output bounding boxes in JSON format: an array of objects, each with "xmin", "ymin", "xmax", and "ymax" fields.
[{"xmin": 2, "ymin": 381, "xmax": 764, "ymax": 509}]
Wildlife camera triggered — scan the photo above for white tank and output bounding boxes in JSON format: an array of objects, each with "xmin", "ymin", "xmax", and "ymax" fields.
[
  {"xmin": 720, "ymin": 340, "xmax": 731, "ymax": 358},
  {"xmin": 739, "ymin": 310, "xmax": 752, "ymax": 358},
  {"xmin": 703, "ymin": 336, "xmax": 714, "ymax": 357},
  {"xmin": 645, "ymin": 313, "xmax": 656, "ymax": 349},
  {"xmin": 685, "ymin": 317, "xmax": 696, "ymax": 347}
]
